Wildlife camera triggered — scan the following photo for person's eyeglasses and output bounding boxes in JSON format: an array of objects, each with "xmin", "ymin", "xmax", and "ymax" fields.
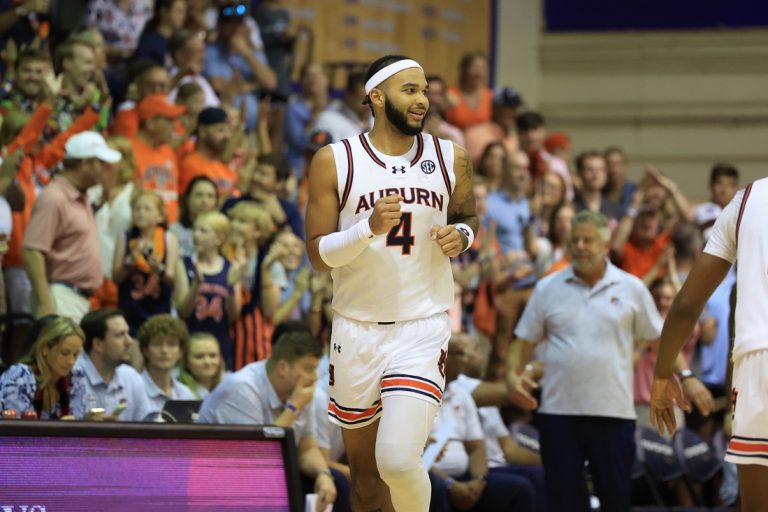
[{"xmin": 220, "ymin": 4, "xmax": 247, "ymax": 17}]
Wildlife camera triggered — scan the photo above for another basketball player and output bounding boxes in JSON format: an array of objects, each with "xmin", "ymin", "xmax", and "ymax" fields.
[
  {"xmin": 650, "ymin": 181, "xmax": 768, "ymax": 510},
  {"xmin": 305, "ymin": 55, "xmax": 478, "ymax": 511}
]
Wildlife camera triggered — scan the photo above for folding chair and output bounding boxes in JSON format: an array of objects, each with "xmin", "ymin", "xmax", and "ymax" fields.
[{"xmin": 672, "ymin": 427, "xmax": 723, "ymax": 506}]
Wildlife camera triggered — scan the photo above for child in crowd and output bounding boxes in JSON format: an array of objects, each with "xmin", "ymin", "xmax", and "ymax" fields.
[
  {"xmin": 271, "ymin": 230, "xmax": 311, "ymax": 324},
  {"xmin": 177, "ymin": 332, "xmax": 224, "ymax": 399},
  {"xmin": 113, "ymin": 190, "xmax": 179, "ymax": 336},
  {"xmin": 226, "ymin": 200, "xmax": 278, "ymax": 368},
  {"xmin": 174, "ymin": 211, "xmax": 241, "ymax": 371},
  {"xmin": 137, "ymin": 314, "xmax": 195, "ymax": 416},
  {"xmin": 170, "ymin": 176, "xmax": 219, "ymax": 258}
]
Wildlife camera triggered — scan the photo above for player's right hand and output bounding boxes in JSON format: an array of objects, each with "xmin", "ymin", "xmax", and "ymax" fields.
[
  {"xmin": 368, "ymin": 194, "xmax": 403, "ymax": 236},
  {"xmin": 289, "ymin": 374, "xmax": 317, "ymax": 410}
]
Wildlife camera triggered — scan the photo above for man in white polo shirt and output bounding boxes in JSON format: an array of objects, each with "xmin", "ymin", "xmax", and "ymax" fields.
[
  {"xmin": 507, "ymin": 210, "xmax": 663, "ymax": 512},
  {"xmin": 77, "ymin": 308, "xmax": 153, "ymax": 422}
]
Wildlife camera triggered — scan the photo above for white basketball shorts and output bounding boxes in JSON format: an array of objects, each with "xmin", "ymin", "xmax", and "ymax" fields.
[
  {"xmin": 327, "ymin": 312, "xmax": 451, "ymax": 429},
  {"xmin": 726, "ymin": 349, "xmax": 768, "ymax": 466}
]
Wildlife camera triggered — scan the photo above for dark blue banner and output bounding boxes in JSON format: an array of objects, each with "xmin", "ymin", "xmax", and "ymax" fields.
[{"xmin": 545, "ymin": 0, "xmax": 768, "ymax": 31}]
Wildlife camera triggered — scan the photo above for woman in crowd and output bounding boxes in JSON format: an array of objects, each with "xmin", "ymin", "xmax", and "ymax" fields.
[
  {"xmin": 177, "ymin": 332, "xmax": 224, "ymax": 398},
  {"xmin": 444, "ymin": 51, "xmax": 493, "ymax": 131},
  {"xmin": 528, "ymin": 171, "xmax": 567, "ymax": 238},
  {"xmin": 134, "ymin": 0, "xmax": 188, "ymax": 67},
  {"xmin": 113, "ymin": 190, "xmax": 179, "ymax": 336},
  {"xmin": 525, "ymin": 202, "xmax": 575, "ymax": 277},
  {"xmin": 84, "ymin": 0, "xmax": 153, "ymax": 63},
  {"xmin": 0, "ymin": 317, "xmax": 87, "ymax": 420},
  {"xmin": 174, "ymin": 211, "xmax": 242, "ymax": 371},
  {"xmin": 171, "ymin": 176, "xmax": 219, "ymax": 258},
  {"xmin": 476, "ymin": 141, "xmax": 508, "ymax": 194}
]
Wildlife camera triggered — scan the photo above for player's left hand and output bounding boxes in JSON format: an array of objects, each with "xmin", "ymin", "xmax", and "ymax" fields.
[
  {"xmin": 431, "ymin": 224, "xmax": 465, "ymax": 258},
  {"xmin": 314, "ymin": 471, "xmax": 336, "ymax": 511}
]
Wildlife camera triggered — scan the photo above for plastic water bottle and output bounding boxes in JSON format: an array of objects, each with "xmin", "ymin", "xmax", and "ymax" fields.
[{"xmin": 86, "ymin": 394, "xmax": 98, "ymax": 414}]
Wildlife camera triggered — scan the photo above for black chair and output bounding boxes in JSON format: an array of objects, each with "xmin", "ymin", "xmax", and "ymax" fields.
[
  {"xmin": 672, "ymin": 427, "xmax": 723, "ymax": 506},
  {"xmin": 635, "ymin": 426, "xmax": 685, "ymax": 507},
  {"xmin": 509, "ymin": 420, "xmax": 540, "ymax": 453},
  {"xmin": 0, "ymin": 312, "xmax": 36, "ymax": 371}
]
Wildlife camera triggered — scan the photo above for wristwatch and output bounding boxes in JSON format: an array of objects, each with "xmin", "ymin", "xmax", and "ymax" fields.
[
  {"xmin": 472, "ymin": 474, "xmax": 487, "ymax": 482},
  {"xmin": 677, "ymin": 368, "xmax": 695, "ymax": 381}
]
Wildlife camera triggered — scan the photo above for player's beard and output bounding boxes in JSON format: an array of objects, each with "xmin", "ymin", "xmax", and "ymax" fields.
[{"xmin": 384, "ymin": 98, "xmax": 423, "ymax": 136}]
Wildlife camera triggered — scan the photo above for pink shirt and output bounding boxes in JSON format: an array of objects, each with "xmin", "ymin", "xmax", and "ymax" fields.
[
  {"xmin": 464, "ymin": 122, "xmax": 519, "ymax": 167},
  {"xmin": 23, "ymin": 175, "xmax": 102, "ymax": 290},
  {"xmin": 634, "ymin": 323, "xmax": 699, "ymax": 404}
]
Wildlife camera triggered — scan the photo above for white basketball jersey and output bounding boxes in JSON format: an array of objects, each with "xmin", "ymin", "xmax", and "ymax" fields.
[
  {"xmin": 328, "ymin": 132, "xmax": 456, "ymax": 322},
  {"xmin": 734, "ymin": 178, "xmax": 768, "ymax": 359}
]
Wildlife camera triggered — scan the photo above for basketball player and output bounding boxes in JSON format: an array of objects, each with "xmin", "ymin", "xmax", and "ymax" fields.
[
  {"xmin": 305, "ymin": 55, "xmax": 478, "ymax": 512},
  {"xmin": 650, "ymin": 180, "xmax": 768, "ymax": 511}
]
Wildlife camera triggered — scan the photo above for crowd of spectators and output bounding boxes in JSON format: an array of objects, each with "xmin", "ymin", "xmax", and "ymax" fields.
[{"xmin": 0, "ymin": 1, "xmax": 742, "ymax": 510}]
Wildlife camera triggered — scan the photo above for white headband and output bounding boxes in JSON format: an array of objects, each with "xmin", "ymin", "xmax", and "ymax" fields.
[{"xmin": 364, "ymin": 59, "xmax": 424, "ymax": 95}]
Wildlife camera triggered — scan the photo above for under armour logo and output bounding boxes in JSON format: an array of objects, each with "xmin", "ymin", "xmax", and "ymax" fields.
[
  {"xmin": 333, "ymin": 343, "xmax": 342, "ymax": 353},
  {"xmin": 391, "ymin": 165, "xmax": 406, "ymax": 174}
]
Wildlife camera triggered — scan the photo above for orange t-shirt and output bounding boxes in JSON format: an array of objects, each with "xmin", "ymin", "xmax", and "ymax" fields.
[
  {"xmin": 112, "ymin": 107, "xmax": 139, "ymax": 138},
  {"xmin": 621, "ymin": 232, "xmax": 671, "ymax": 279},
  {"xmin": 179, "ymin": 150, "xmax": 238, "ymax": 199},
  {"xmin": 543, "ymin": 257, "xmax": 570, "ymax": 277},
  {"xmin": 131, "ymin": 137, "xmax": 180, "ymax": 222},
  {"xmin": 444, "ymin": 86, "xmax": 493, "ymax": 131}
]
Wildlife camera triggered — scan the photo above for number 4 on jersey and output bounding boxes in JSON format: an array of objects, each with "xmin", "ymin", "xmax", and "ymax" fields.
[{"xmin": 386, "ymin": 211, "xmax": 415, "ymax": 255}]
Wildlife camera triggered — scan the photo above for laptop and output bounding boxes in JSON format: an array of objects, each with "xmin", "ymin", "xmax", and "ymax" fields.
[{"xmin": 161, "ymin": 399, "xmax": 203, "ymax": 424}]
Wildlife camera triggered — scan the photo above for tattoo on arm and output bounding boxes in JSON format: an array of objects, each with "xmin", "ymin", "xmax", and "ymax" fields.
[{"xmin": 448, "ymin": 147, "xmax": 479, "ymax": 233}]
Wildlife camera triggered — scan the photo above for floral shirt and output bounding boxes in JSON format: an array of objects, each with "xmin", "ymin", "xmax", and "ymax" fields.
[
  {"xmin": 0, "ymin": 363, "xmax": 87, "ymax": 419},
  {"xmin": 83, "ymin": 0, "xmax": 151, "ymax": 52}
]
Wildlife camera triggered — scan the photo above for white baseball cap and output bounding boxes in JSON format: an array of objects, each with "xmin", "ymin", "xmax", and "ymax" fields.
[{"xmin": 64, "ymin": 131, "xmax": 122, "ymax": 164}]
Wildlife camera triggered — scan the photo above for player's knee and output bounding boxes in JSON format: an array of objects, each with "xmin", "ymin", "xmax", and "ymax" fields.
[{"xmin": 375, "ymin": 439, "xmax": 423, "ymax": 484}]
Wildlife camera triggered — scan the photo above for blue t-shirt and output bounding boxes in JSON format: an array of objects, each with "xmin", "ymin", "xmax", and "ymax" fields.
[
  {"xmin": 700, "ymin": 267, "xmax": 736, "ymax": 386},
  {"xmin": 203, "ymin": 42, "xmax": 268, "ymax": 130},
  {"xmin": 283, "ymin": 98, "xmax": 315, "ymax": 175},
  {"xmin": 133, "ymin": 29, "xmax": 170, "ymax": 67}
]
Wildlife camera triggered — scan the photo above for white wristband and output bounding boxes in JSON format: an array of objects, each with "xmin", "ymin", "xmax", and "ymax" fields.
[
  {"xmin": 455, "ymin": 223, "xmax": 475, "ymax": 253},
  {"xmin": 318, "ymin": 218, "xmax": 376, "ymax": 268}
]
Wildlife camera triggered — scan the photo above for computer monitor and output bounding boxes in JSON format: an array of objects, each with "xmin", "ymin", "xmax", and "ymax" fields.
[{"xmin": 0, "ymin": 421, "xmax": 304, "ymax": 512}]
